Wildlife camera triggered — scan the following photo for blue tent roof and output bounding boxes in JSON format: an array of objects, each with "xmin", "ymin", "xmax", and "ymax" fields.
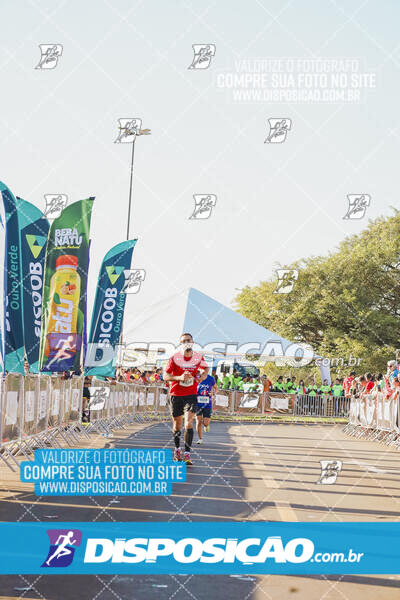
[
  {"xmin": 183, "ymin": 288, "xmax": 297, "ymax": 356},
  {"xmin": 125, "ymin": 287, "xmax": 317, "ymax": 363}
]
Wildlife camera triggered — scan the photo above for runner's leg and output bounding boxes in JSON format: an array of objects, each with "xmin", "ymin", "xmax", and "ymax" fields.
[
  {"xmin": 173, "ymin": 415, "xmax": 183, "ymax": 447},
  {"xmin": 196, "ymin": 413, "xmax": 203, "ymax": 439},
  {"xmin": 183, "ymin": 397, "xmax": 197, "ymax": 463},
  {"xmin": 171, "ymin": 396, "xmax": 184, "ymax": 460},
  {"xmin": 184, "ymin": 409, "xmax": 194, "ymax": 452}
]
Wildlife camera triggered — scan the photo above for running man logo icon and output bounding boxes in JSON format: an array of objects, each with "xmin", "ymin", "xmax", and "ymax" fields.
[
  {"xmin": 188, "ymin": 44, "xmax": 216, "ymax": 69},
  {"xmin": 265, "ymin": 118, "xmax": 292, "ymax": 143},
  {"xmin": 274, "ymin": 269, "xmax": 298, "ymax": 294},
  {"xmin": 343, "ymin": 194, "xmax": 371, "ymax": 220},
  {"xmin": 189, "ymin": 195, "xmax": 217, "ymax": 220},
  {"xmin": 44, "ymin": 194, "xmax": 68, "ymax": 220},
  {"xmin": 121, "ymin": 269, "xmax": 146, "ymax": 294},
  {"xmin": 42, "ymin": 529, "xmax": 82, "ymax": 567},
  {"xmin": 88, "ymin": 387, "xmax": 110, "ymax": 411},
  {"xmin": 35, "ymin": 44, "xmax": 63, "ymax": 70},
  {"xmin": 114, "ymin": 118, "xmax": 151, "ymax": 143},
  {"xmin": 317, "ymin": 460, "xmax": 342, "ymax": 485}
]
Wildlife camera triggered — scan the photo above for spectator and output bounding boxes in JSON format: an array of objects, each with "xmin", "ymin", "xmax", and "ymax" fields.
[
  {"xmin": 222, "ymin": 372, "xmax": 231, "ymax": 390},
  {"xmin": 274, "ymin": 376, "xmax": 285, "ymax": 392},
  {"xmin": 320, "ymin": 379, "xmax": 332, "ymax": 396},
  {"xmin": 308, "ymin": 382, "xmax": 319, "ymax": 396},
  {"xmin": 261, "ymin": 374, "xmax": 273, "ymax": 393},
  {"xmin": 332, "ymin": 378, "xmax": 343, "ymax": 397},
  {"xmin": 387, "ymin": 360, "xmax": 399, "ymax": 389},
  {"xmin": 364, "ymin": 373, "xmax": 375, "ymax": 394},
  {"xmin": 82, "ymin": 377, "xmax": 91, "ymax": 424},
  {"xmin": 376, "ymin": 373, "xmax": 384, "ymax": 391},
  {"xmin": 296, "ymin": 379, "xmax": 307, "ymax": 395},
  {"xmin": 284, "ymin": 378, "xmax": 294, "ymax": 393},
  {"xmin": 343, "ymin": 371, "xmax": 356, "ymax": 398}
]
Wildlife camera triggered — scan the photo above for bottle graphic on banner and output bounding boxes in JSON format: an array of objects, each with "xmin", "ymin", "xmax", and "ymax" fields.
[{"xmin": 44, "ymin": 255, "xmax": 81, "ymax": 370}]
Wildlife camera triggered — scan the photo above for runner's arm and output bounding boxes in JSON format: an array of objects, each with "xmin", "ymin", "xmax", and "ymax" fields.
[
  {"xmin": 197, "ymin": 365, "xmax": 209, "ymax": 384},
  {"xmin": 163, "ymin": 357, "xmax": 191, "ymax": 382},
  {"xmin": 163, "ymin": 370, "xmax": 189, "ymax": 382}
]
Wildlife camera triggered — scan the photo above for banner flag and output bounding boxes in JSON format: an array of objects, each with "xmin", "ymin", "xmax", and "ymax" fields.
[
  {"xmin": 82, "ymin": 239, "xmax": 91, "ymax": 369},
  {"xmin": 0, "ymin": 187, "xmax": 5, "ymax": 373},
  {"xmin": 18, "ymin": 197, "xmax": 49, "ymax": 373},
  {"xmin": 0, "ymin": 182, "xmax": 25, "ymax": 374},
  {"xmin": 39, "ymin": 198, "xmax": 94, "ymax": 373},
  {"xmin": 85, "ymin": 239, "xmax": 137, "ymax": 376}
]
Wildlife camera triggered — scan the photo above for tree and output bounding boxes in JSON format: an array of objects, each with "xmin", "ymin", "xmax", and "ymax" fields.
[{"xmin": 234, "ymin": 214, "xmax": 400, "ymax": 375}]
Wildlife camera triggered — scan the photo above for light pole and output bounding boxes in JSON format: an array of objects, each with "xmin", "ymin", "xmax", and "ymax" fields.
[
  {"xmin": 114, "ymin": 118, "xmax": 150, "ymax": 365},
  {"xmin": 114, "ymin": 118, "xmax": 151, "ymax": 240}
]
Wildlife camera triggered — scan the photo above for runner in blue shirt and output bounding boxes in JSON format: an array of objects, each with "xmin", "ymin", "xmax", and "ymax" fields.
[{"xmin": 196, "ymin": 373, "xmax": 217, "ymax": 444}]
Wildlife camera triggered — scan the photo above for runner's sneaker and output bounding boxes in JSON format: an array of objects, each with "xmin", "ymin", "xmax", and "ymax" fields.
[
  {"xmin": 196, "ymin": 439, "xmax": 203, "ymax": 444},
  {"xmin": 204, "ymin": 424, "xmax": 210, "ymax": 433},
  {"xmin": 173, "ymin": 448, "xmax": 182, "ymax": 461},
  {"xmin": 184, "ymin": 452, "xmax": 193, "ymax": 465}
]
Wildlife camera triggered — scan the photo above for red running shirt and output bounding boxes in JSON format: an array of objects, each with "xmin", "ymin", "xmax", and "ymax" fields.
[
  {"xmin": 343, "ymin": 376, "xmax": 354, "ymax": 396},
  {"xmin": 365, "ymin": 380, "xmax": 374, "ymax": 393},
  {"xmin": 165, "ymin": 351, "xmax": 208, "ymax": 396}
]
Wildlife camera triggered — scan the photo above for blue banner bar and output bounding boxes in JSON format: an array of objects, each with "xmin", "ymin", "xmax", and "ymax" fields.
[
  {"xmin": 20, "ymin": 449, "xmax": 186, "ymax": 496},
  {"xmin": 0, "ymin": 522, "xmax": 399, "ymax": 574}
]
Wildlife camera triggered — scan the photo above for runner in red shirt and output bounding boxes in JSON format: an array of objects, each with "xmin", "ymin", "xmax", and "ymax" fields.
[
  {"xmin": 343, "ymin": 371, "xmax": 356, "ymax": 397},
  {"xmin": 164, "ymin": 333, "xmax": 209, "ymax": 464}
]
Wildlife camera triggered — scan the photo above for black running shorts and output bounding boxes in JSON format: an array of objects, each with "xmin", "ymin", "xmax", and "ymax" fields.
[{"xmin": 170, "ymin": 395, "xmax": 198, "ymax": 417}]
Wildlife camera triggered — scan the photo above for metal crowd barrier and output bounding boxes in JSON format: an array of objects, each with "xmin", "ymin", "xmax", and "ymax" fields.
[
  {"xmin": 343, "ymin": 391, "xmax": 400, "ymax": 447},
  {"xmin": 0, "ymin": 373, "xmax": 356, "ymax": 472},
  {"xmin": 294, "ymin": 394, "xmax": 350, "ymax": 418},
  {"xmin": 212, "ymin": 391, "xmax": 349, "ymax": 419},
  {"xmin": 0, "ymin": 374, "xmax": 170, "ymax": 472}
]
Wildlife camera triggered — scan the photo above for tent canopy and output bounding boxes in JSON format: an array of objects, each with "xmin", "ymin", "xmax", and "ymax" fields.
[{"xmin": 124, "ymin": 288, "xmax": 323, "ymax": 371}]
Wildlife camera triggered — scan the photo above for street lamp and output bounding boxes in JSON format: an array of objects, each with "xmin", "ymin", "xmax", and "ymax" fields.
[{"xmin": 114, "ymin": 118, "xmax": 151, "ymax": 240}]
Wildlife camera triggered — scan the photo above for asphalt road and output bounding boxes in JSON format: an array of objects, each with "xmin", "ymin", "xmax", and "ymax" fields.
[{"xmin": 1, "ymin": 420, "xmax": 400, "ymax": 599}]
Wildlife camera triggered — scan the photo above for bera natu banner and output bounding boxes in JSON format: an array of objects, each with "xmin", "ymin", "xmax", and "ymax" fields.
[
  {"xmin": 85, "ymin": 239, "xmax": 137, "ymax": 376},
  {"xmin": 39, "ymin": 198, "xmax": 94, "ymax": 373}
]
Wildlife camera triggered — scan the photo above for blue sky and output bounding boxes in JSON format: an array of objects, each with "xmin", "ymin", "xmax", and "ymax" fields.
[{"xmin": 0, "ymin": 0, "xmax": 399, "ymax": 340}]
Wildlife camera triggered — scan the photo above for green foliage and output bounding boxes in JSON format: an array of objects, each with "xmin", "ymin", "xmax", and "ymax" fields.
[{"xmin": 235, "ymin": 214, "xmax": 400, "ymax": 377}]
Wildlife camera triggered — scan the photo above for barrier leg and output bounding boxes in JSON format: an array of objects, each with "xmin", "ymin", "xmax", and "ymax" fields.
[
  {"xmin": 0, "ymin": 447, "xmax": 18, "ymax": 471},
  {"xmin": 13, "ymin": 442, "xmax": 32, "ymax": 460}
]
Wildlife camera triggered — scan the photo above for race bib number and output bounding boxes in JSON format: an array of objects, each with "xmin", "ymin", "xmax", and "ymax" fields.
[
  {"xmin": 181, "ymin": 377, "xmax": 194, "ymax": 387},
  {"xmin": 197, "ymin": 395, "xmax": 209, "ymax": 404}
]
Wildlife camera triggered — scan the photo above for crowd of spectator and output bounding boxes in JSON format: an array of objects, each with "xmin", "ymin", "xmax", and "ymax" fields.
[
  {"xmin": 79, "ymin": 360, "xmax": 400, "ymax": 424},
  {"xmin": 83, "ymin": 359, "xmax": 400, "ymax": 400}
]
